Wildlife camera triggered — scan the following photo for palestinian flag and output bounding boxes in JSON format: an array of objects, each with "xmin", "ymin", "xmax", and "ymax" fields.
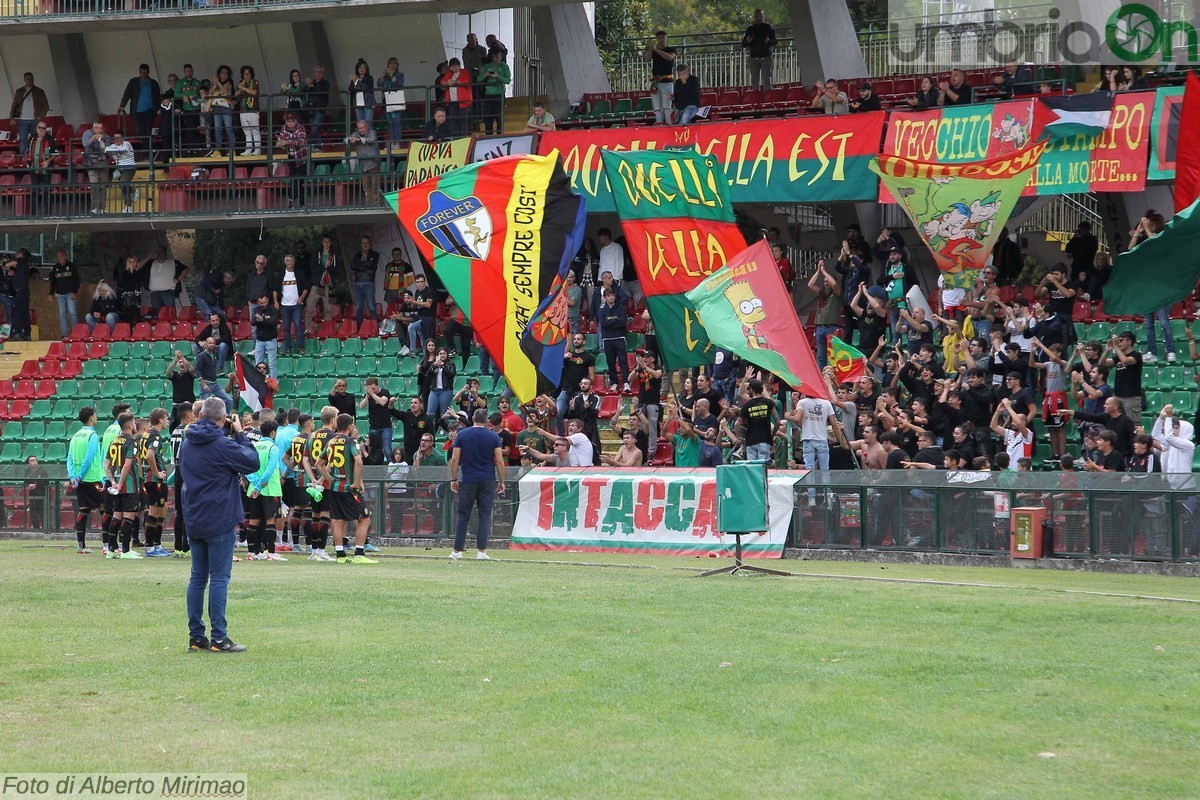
[
  {"xmin": 1036, "ymin": 94, "xmax": 1114, "ymax": 140},
  {"xmin": 236, "ymin": 353, "xmax": 268, "ymax": 412},
  {"xmin": 684, "ymin": 239, "xmax": 829, "ymax": 399},
  {"xmin": 599, "ymin": 149, "xmax": 747, "ymax": 370},
  {"xmin": 827, "ymin": 336, "xmax": 866, "ymax": 386},
  {"xmin": 386, "ymin": 153, "xmax": 586, "ymax": 403}
]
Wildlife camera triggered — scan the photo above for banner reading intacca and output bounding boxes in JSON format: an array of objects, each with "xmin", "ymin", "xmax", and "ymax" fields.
[{"xmin": 512, "ymin": 468, "xmax": 804, "ymax": 558}]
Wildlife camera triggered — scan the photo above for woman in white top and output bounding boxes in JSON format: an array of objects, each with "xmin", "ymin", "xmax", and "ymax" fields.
[{"xmin": 278, "ymin": 254, "xmax": 307, "ymax": 355}]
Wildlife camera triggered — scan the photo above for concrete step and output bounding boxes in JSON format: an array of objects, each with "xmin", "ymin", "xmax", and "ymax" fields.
[{"xmin": 0, "ymin": 341, "xmax": 51, "ymax": 380}]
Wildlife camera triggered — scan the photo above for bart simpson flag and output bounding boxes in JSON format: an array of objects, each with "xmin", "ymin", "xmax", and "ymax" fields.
[{"xmin": 685, "ymin": 239, "xmax": 829, "ymax": 399}]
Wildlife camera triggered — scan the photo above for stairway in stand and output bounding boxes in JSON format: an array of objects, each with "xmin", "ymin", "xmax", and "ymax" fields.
[{"xmin": 0, "ymin": 341, "xmax": 51, "ymax": 381}]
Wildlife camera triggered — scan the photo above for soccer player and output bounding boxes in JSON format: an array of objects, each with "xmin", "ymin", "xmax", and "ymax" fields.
[
  {"xmin": 301, "ymin": 406, "xmax": 339, "ymax": 559},
  {"xmin": 132, "ymin": 417, "xmax": 151, "ymax": 548},
  {"xmin": 245, "ymin": 420, "xmax": 286, "ymax": 561},
  {"xmin": 99, "ymin": 402, "xmax": 131, "ymax": 552},
  {"xmin": 273, "ymin": 408, "xmax": 303, "ymax": 551},
  {"xmin": 169, "ymin": 401, "xmax": 198, "ymax": 557},
  {"xmin": 66, "ymin": 407, "xmax": 104, "ymax": 554},
  {"xmin": 140, "ymin": 408, "xmax": 172, "ymax": 557},
  {"xmin": 104, "ymin": 412, "xmax": 143, "ymax": 559},
  {"xmin": 317, "ymin": 413, "xmax": 376, "ymax": 564},
  {"xmin": 283, "ymin": 414, "xmax": 325, "ymax": 559}
]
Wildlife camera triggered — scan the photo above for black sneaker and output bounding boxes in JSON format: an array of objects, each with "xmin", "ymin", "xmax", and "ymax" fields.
[
  {"xmin": 188, "ymin": 637, "xmax": 210, "ymax": 652},
  {"xmin": 209, "ymin": 638, "xmax": 247, "ymax": 653}
]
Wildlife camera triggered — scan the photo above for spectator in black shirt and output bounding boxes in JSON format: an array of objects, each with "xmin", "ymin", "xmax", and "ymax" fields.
[
  {"xmin": 195, "ymin": 336, "xmax": 233, "ymax": 414},
  {"xmin": 882, "ymin": 431, "xmax": 908, "ymax": 468},
  {"xmin": 673, "ymin": 64, "xmax": 702, "ymax": 125},
  {"xmin": 1081, "ymin": 429, "xmax": 1126, "ymax": 471},
  {"xmin": 741, "ymin": 9, "xmax": 777, "ymax": 91},
  {"xmin": 409, "ymin": 274, "xmax": 437, "ymax": 353},
  {"xmin": 245, "ymin": 255, "xmax": 275, "ymax": 320},
  {"xmin": 598, "ymin": 288, "xmax": 629, "ymax": 391},
  {"xmin": 557, "ymin": 333, "xmax": 597, "ymax": 425},
  {"xmin": 197, "ymin": 269, "xmax": 233, "ymax": 320},
  {"xmin": 304, "ymin": 65, "xmax": 331, "ymax": 143},
  {"xmin": 251, "ymin": 292, "xmax": 279, "ymax": 378},
  {"xmin": 1067, "ymin": 396, "xmax": 1136, "ymax": 458},
  {"xmin": 632, "ymin": 350, "xmax": 663, "ymax": 462},
  {"xmin": 351, "ymin": 235, "xmax": 381, "ymax": 328},
  {"xmin": 849, "ymin": 83, "xmax": 882, "ymax": 113},
  {"xmin": 359, "ymin": 377, "xmax": 395, "ymax": 460},
  {"xmin": 328, "ymin": 378, "xmax": 356, "ymax": 419},
  {"xmin": 391, "ymin": 397, "xmax": 435, "ymax": 460},
  {"xmin": 1003, "ymin": 372, "xmax": 1038, "ymax": 420},
  {"xmin": 167, "ymin": 351, "xmax": 196, "ymax": 404},
  {"xmin": 1064, "ymin": 222, "xmax": 1099, "ymax": 282},
  {"xmin": 48, "ymin": 248, "xmax": 80, "ymax": 339},
  {"xmin": 566, "ymin": 377, "xmax": 602, "ymax": 462},
  {"xmin": 422, "ymin": 107, "xmax": 453, "ymax": 142},
  {"xmin": 644, "ymin": 31, "xmax": 677, "ymax": 124},
  {"xmin": 959, "ymin": 368, "xmax": 997, "ymax": 458},
  {"xmin": 692, "ymin": 374, "xmax": 729, "ymax": 420},
  {"xmin": 1103, "ymin": 332, "xmax": 1144, "ymax": 419},
  {"xmin": 194, "ymin": 312, "xmax": 233, "ymax": 373},
  {"xmin": 939, "ymin": 69, "xmax": 973, "ymax": 105},
  {"xmin": 993, "ymin": 61, "xmax": 1034, "ymax": 99}
]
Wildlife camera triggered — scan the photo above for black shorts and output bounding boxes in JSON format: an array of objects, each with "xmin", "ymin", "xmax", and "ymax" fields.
[
  {"xmin": 328, "ymin": 491, "xmax": 365, "ymax": 522},
  {"xmin": 243, "ymin": 494, "xmax": 281, "ymax": 521},
  {"xmin": 102, "ymin": 490, "xmax": 114, "ymax": 515},
  {"xmin": 75, "ymin": 481, "xmax": 105, "ymax": 511},
  {"xmin": 144, "ymin": 481, "xmax": 169, "ymax": 508},
  {"xmin": 283, "ymin": 479, "xmax": 310, "ymax": 509},
  {"xmin": 113, "ymin": 492, "xmax": 141, "ymax": 514},
  {"xmin": 311, "ymin": 487, "xmax": 328, "ymax": 516}
]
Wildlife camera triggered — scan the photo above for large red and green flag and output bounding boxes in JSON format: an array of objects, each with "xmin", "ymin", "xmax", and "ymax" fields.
[
  {"xmin": 385, "ymin": 152, "xmax": 586, "ymax": 403},
  {"xmin": 827, "ymin": 336, "xmax": 866, "ymax": 386},
  {"xmin": 684, "ymin": 239, "xmax": 829, "ymax": 400},
  {"xmin": 1103, "ymin": 196, "xmax": 1200, "ymax": 317},
  {"xmin": 598, "ymin": 149, "xmax": 747, "ymax": 370},
  {"xmin": 869, "ymin": 141, "xmax": 1047, "ymax": 290}
]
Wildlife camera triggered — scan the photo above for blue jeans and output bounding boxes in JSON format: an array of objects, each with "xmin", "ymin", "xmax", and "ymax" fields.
[
  {"xmin": 254, "ymin": 339, "xmax": 278, "ymax": 378},
  {"xmin": 87, "ymin": 312, "xmax": 119, "ymax": 333},
  {"xmin": 56, "ymin": 293, "xmax": 77, "ymax": 337},
  {"xmin": 212, "ymin": 108, "xmax": 235, "ymax": 152},
  {"xmin": 195, "ymin": 297, "xmax": 221, "ymax": 319},
  {"xmin": 199, "ymin": 379, "xmax": 233, "ymax": 413},
  {"xmin": 409, "ymin": 317, "xmax": 432, "ymax": 352},
  {"xmin": 677, "ymin": 105, "xmax": 699, "ymax": 125},
  {"xmin": 478, "ymin": 345, "xmax": 500, "ymax": 388},
  {"xmin": 187, "ymin": 529, "xmax": 236, "ymax": 642},
  {"xmin": 372, "ymin": 427, "xmax": 393, "ymax": 460},
  {"xmin": 454, "ymin": 479, "xmax": 496, "ymax": 551},
  {"xmin": 747, "ymin": 442, "xmax": 773, "ymax": 462},
  {"xmin": 355, "ymin": 106, "xmax": 376, "ymax": 124},
  {"xmin": 803, "ymin": 439, "xmax": 830, "ymax": 470},
  {"xmin": 17, "ymin": 119, "xmax": 36, "ymax": 155},
  {"xmin": 150, "ymin": 289, "xmax": 175, "ymax": 310},
  {"xmin": 428, "ymin": 388, "xmax": 454, "ymax": 423},
  {"xmin": 1144, "ymin": 307, "xmax": 1175, "ymax": 357},
  {"xmin": 386, "ymin": 110, "xmax": 403, "ymax": 142},
  {"xmin": 308, "ymin": 110, "xmax": 326, "ymax": 142},
  {"xmin": 354, "ymin": 281, "xmax": 376, "ymax": 326},
  {"xmin": 815, "ymin": 324, "xmax": 840, "ymax": 370},
  {"xmin": 281, "ymin": 304, "xmax": 304, "ymax": 352}
]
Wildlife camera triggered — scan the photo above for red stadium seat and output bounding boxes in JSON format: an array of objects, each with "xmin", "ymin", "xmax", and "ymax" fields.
[
  {"xmin": 598, "ymin": 395, "xmax": 620, "ymax": 420},
  {"xmin": 110, "ymin": 322, "xmax": 131, "ymax": 340},
  {"xmin": 88, "ymin": 341, "xmax": 109, "ymax": 358},
  {"xmin": 358, "ymin": 319, "xmax": 379, "ymax": 338},
  {"xmin": 34, "ymin": 379, "xmax": 55, "ymax": 398},
  {"xmin": 151, "ymin": 321, "xmax": 172, "ymax": 339},
  {"xmin": 178, "ymin": 306, "xmax": 197, "ymax": 321},
  {"xmin": 131, "ymin": 322, "xmax": 152, "ymax": 341},
  {"xmin": 14, "ymin": 379, "xmax": 35, "ymax": 398},
  {"xmin": 650, "ymin": 438, "xmax": 673, "ymax": 467},
  {"xmin": 336, "ymin": 318, "xmax": 357, "ymax": 340},
  {"xmin": 17, "ymin": 360, "xmax": 39, "ymax": 380},
  {"xmin": 40, "ymin": 361, "xmax": 63, "ymax": 380},
  {"xmin": 234, "ymin": 320, "xmax": 252, "ymax": 340},
  {"xmin": 42, "ymin": 342, "xmax": 66, "ymax": 361},
  {"xmin": 61, "ymin": 359, "xmax": 82, "ymax": 378},
  {"xmin": 7, "ymin": 399, "xmax": 30, "ymax": 420},
  {"xmin": 69, "ymin": 324, "xmax": 90, "ymax": 341},
  {"xmin": 317, "ymin": 320, "xmax": 336, "ymax": 339}
]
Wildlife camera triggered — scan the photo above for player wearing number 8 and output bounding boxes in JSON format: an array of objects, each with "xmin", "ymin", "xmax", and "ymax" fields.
[{"xmin": 316, "ymin": 413, "xmax": 377, "ymax": 564}]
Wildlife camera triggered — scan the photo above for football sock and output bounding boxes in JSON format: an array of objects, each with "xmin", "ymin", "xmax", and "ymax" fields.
[
  {"xmin": 74, "ymin": 513, "xmax": 88, "ymax": 548},
  {"xmin": 119, "ymin": 518, "xmax": 134, "ymax": 552}
]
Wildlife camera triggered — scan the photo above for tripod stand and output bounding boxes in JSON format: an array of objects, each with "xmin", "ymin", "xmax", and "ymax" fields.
[{"xmin": 697, "ymin": 531, "xmax": 792, "ymax": 577}]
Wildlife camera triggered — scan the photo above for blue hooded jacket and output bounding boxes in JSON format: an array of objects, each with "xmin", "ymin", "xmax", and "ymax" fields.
[{"xmin": 178, "ymin": 418, "xmax": 260, "ymax": 539}]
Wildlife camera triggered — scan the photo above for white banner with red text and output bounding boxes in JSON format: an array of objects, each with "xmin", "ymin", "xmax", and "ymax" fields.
[{"xmin": 512, "ymin": 468, "xmax": 804, "ymax": 558}]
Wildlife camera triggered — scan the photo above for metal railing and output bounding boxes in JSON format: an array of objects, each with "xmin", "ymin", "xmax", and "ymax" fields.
[
  {"xmin": 1, "ymin": 0, "xmax": 344, "ymax": 20},
  {"xmin": 6, "ymin": 467, "xmax": 1199, "ymax": 562},
  {"xmin": 1020, "ymin": 193, "xmax": 1103, "ymax": 248}
]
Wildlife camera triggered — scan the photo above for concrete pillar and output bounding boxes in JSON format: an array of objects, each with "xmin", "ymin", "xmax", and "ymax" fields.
[
  {"xmin": 47, "ymin": 33, "xmax": 97, "ymax": 125},
  {"xmin": 530, "ymin": 3, "xmax": 610, "ymax": 112},
  {"xmin": 291, "ymin": 21, "xmax": 340, "ymax": 110},
  {"xmin": 787, "ymin": 0, "xmax": 868, "ymax": 85}
]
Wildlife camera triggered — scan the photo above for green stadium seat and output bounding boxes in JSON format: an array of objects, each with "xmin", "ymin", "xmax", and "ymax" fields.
[
  {"xmin": 172, "ymin": 340, "xmax": 192, "ymax": 352},
  {"xmin": 379, "ymin": 337, "xmax": 400, "ymax": 355},
  {"xmin": 1157, "ymin": 366, "xmax": 1184, "ymax": 389},
  {"xmin": 44, "ymin": 442, "xmax": 66, "ymax": 461},
  {"xmin": 4, "ymin": 423, "xmax": 23, "ymax": 441},
  {"xmin": 21, "ymin": 422, "xmax": 44, "ymax": 440},
  {"xmin": 319, "ymin": 339, "xmax": 342, "ymax": 356},
  {"xmin": 361, "ymin": 338, "xmax": 382, "ymax": 356},
  {"xmin": 45, "ymin": 421, "xmax": 66, "ymax": 439},
  {"xmin": 314, "ymin": 357, "xmax": 336, "ymax": 376},
  {"xmin": 52, "ymin": 400, "xmax": 76, "ymax": 421},
  {"xmin": 57, "ymin": 381, "xmax": 78, "ymax": 400},
  {"xmin": 1144, "ymin": 390, "xmax": 1164, "ymax": 413},
  {"xmin": 595, "ymin": 353, "xmax": 608, "ymax": 373},
  {"xmin": 23, "ymin": 442, "xmax": 44, "ymax": 460},
  {"xmin": 1171, "ymin": 389, "xmax": 1198, "ymax": 415},
  {"xmin": 1171, "ymin": 318, "xmax": 1190, "ymax": 341},
  {"xmin": 1085, "ymin": 322, "xmax": 1111, "ymax": 341},
  {"xmin": 633, "ymin": 97, "xmax": 654, "ymax": 114},
  {"xmin": 464, "ymin": 355, "xmax": 480, "ymax": 374},
  {"xmin": 341, "ymin": 339, "xmax": 363, "ymax": 357},
  {"xmin": 137, "ymin": 398, "xmax": 158, "ymax": 417},
  {"xmin": 98, "ymin": 379, "xmax": 123, "ymax": 397},
  {"xmin": 81, "ymin": 360, "xmax": 106, "ymax": 378},
  {"xmin": 1073, "ymin": 322, "xmax": 1086, "ymax": 341},
  {"xmin": 30, "ymin": 399, "xmax": 52, "ymax": 419},
  {"xmin": 106, "ymin": 342, "xmax": 131, "ymax": 359},
  {"xmin": 292, "ymin": 356, "xmax": 315, "ymax": 374},
  {"xmin": 122, "ymin": 380, "xmax": 145, "ymax": 397},
  {"xmin": 145, "ymin": 379, "xmax": 169, "ymax": 397},
  {"xmin": 1112, "ymin": 320, "xmax": 1135, "ymax": 338},
  {"xmin": 0, "ymin": 442, "xmax": 22, "ymax": 463},
  {"xmin": 78, "ymin": 379, "xmax": 99, "ymax": 397},
  {"xmin": 149, "ymin": 341, "xmax": 173, "ymax": 359},
  {"xmin": 606, "ymin": 97, "xmax": 633, "ymax": 120},
  {"xmin": 127, "ymin": 360, "xmax": 153, "ymax": 379},
  {"xmin": 334, "ymin": 356, "xmax": 358, "ymax": 375},
  {"xmin": 295, "ymin": 377, "xmax": 318, "ymax": 396},
  {"xmin": 585, "ymin": 99, "xmax": 612, "ymax": 120},
  {"xmin": 584, "ymin": 334, "xmax": 599, "ymax": 351}
]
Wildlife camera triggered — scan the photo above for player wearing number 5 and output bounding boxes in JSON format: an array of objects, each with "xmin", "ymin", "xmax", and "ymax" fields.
[
  {"xmin": 448, "ymin": 409, "xmax": 506, "ymax": 560},
  {"xmin": 316, "ymin": 413, "xmax": 377, "ymax": 564}
]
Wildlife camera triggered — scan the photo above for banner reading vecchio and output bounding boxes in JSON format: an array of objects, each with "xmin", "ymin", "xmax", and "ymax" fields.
[
  {"xmin": 512, "ymin": 468, "xmax": 804, "ymax": 558},
  {"xmin": 540, "ymin": 114, "xmax": 884, "ymax": 212},
  {"xmin": 404, "ymin": 137, "xmax": 473, "ymax": 186}
]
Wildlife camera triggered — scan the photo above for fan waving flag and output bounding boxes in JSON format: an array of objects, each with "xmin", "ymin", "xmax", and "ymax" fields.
[
  {"xmin": 236, "ymin": 353, "xmax": 268, "ymax": 412},
  {"xmin": 1103, "ymin": 196, "xmax": 1200, "ymax": 316},
  {"xmin": 870, "ymin": 141, "xmax": 1047, "ymax": 289},
  {"xmin": 827, "ymin": 336, "xmax": 866, "ymax": 385},
  {"xmin": 1036, "ymin": 93, "xmax": 1114, "ymax": 141},
  {"xmin": 599, "ymin": 149, "xmax": 747, "ymax": 370},
  {"xmin": 385, "ymin": 152, "xmax": 586, "ymax": 403},
  {"xmin": 1174, "ymin": 71, "xmax": 1200, "ymax": 213},
  {"xmin": 685, "ymin": 239, "xmax": 829, "ymax": 400}
]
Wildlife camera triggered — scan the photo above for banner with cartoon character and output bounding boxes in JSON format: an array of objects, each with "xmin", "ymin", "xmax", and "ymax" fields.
[
  {"xmin": 385, "ymin": 152, "xmax": 586, "ymax": 403},
  {"xmin": 684, "ymin": 239, "xmax": 829, "ymax": 399},
  {"xmin": 882, "ymin": 93, "xmax": 1153, "ymax": 199},
  {"xmin": 869, "ymin": 141, "xmax": 1048, "ymax": 290},
  {"xmin": 599, "ymin": 149, "xmax": 748, "ymax": 370}
]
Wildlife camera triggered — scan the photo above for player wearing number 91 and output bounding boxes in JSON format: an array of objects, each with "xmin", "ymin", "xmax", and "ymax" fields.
[{"xmin": 315, "ymin": 413, "xmax": 376, "ymax": 564}]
